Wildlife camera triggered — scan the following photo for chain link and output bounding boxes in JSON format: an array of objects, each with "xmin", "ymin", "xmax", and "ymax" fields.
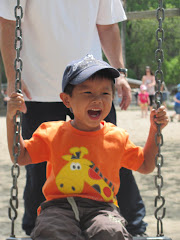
[
  {"xmin": 8, "ymin": 0, "xmax": 23, "ymax": 237},
  {"xmin": 154, "ymin": 0, "xmax": 166, "ymax": 236}
]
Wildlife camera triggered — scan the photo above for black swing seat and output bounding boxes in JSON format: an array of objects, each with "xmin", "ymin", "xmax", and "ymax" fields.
[
  {"xmin": 133, "ymin": 237, "xmax": 172, "ymax": 240},
  {"xmin": 6, "ymin": 237, "xmax": 172, "ymax": 240}
]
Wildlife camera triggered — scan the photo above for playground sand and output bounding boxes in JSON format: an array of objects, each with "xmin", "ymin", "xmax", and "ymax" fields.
[{"xmin": 0, "ymin": 109, "xmax": 179, "ymax": 240}]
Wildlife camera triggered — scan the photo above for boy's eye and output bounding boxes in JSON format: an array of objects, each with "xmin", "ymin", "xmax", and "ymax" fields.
[
  {"xmin": 84, "ymin": 91, "xmax": 91, "ymax": 94},
  {"xmin": 103, "ymin": 92, "xmax": 110, "ymax": 95}
]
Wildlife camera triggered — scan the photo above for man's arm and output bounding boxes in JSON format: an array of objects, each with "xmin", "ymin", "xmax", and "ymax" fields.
[
  {"xmin": 0, "ymin": 18, "xmax": 16, "ymax": 96},
  {"xmin": 137, "ymin": 106, "xmax": 169, "ymax": 174},
  {"xmin": 0, "ymin": 17, "xmax": 31, "ymax": 98},
  {"xmin": 97, "ymin": 23, "xmax": 131, "ymax": 110}
]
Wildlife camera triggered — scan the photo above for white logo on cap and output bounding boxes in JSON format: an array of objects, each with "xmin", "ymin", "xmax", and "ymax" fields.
[{"xmin": 72, "ymin": 54, "xmax": 104, "ymax": 72}]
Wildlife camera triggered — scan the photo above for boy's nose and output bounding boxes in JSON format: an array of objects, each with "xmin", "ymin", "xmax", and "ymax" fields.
[{"xmin": 92, "ymin": 95, "xmax": 102, "ymax": 103}]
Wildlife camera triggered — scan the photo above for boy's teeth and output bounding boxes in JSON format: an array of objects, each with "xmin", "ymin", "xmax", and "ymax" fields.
[{"xmin": 88, "ymin": 109, "xmax": 101, "ymax": 117}]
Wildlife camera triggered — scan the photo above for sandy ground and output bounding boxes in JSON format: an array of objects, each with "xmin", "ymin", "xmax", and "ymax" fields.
[{"xmin": 0, "ymin": 108, "xmax": 179, "ymax": 240}]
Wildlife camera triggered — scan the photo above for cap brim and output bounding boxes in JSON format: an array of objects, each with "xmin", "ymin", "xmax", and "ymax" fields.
[{"xmin": 70, "ymin": 65, "xmax": 120, "ymax": 86}]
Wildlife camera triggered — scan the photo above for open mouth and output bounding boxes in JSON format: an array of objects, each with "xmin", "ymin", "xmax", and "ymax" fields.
[{"xmin": 88, "ymin": 109, "xmax": 102, "ymax": 119}]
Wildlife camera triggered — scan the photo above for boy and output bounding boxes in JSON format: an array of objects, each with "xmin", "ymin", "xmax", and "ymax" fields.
[{"xmin": 7, "ymin": 55, "xmax": 168, "ymax": 240}]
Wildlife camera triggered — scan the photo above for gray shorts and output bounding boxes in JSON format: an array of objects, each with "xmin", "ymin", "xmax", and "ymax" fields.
[{"xmin": 31, "ymin": 197, "xmax": 132, "ymax": 240}]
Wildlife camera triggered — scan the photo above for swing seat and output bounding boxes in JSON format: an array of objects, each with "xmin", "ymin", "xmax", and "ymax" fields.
[
  {"xmin": 133, "ymin": 237, "xmax": 172, "ymax": 240},
  {"xmin": 6, "ymin": 236, "xmax": 172, "ymax": 240},
  {"xmin": 6, "ymin": 238, "xmax": 32, "ymax": 240}
]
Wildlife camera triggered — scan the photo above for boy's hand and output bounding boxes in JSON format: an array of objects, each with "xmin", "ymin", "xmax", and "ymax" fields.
[
  {"xmin": 150, "ymin": 106, "xmax": 169, "ymax": 131},
  {"xmin": 7, "ymin": 92, "xmax": 27, "ymax": 120}
]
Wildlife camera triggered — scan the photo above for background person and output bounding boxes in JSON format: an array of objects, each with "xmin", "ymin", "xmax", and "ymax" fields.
[
  {"xmin": 142, "ymin": 66, "xmax": 156, "ymax": 111},
  {"xmin": 1, "ymin": 88, "xmax": 8, "ymax": 106},
  {"xmin": 0, "ymin": 0, "xmax": 147, "ymax": 236},
  {"xmin": 170, "ymin": 83, "xmax": 180, "ymax": 122},
  {"xmin": 160, "ymin": 82, "xmax": 168, "ymax": 109}
]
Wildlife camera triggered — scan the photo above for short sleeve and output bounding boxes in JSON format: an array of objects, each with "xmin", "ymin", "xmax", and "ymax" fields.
[
  {"xmin": 0, "ymin": 0, "xmax": 27, "ymax": 21},
  {"xmin": 24, "ymin": 123, "xmax": 50, "ymax": 164},
  {"xmin": 120, "ymin": 131, "xmax": 144, "ymax": 171},
  {"xmin": 176, "ymin": 92, "xmax": 180, "ymax": 100},
  {"xmin": 96, "ymin": 0, "xmax": 127, "ymax": 25}
]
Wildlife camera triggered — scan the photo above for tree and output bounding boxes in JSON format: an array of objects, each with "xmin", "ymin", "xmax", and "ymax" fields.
[
  {"xmin": 124, "ymin": 16, "xmax": 180, "ymax": 86},
  {"xmin": 126, "ymin": 0, "xmax": 179, "ymax": 12}
]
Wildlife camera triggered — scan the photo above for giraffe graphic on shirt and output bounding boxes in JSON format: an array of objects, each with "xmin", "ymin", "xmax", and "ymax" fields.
[{"xmin": 55, "ymin": 147, "xmax": 116, "ymax": 202}]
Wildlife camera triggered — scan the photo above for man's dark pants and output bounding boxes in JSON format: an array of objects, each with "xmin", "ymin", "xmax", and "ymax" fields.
[{"xmin": 22, "ymin": 102, "xmax": 147, "ymax": 236}]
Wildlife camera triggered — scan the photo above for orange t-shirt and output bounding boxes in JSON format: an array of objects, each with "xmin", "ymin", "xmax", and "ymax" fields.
[{"xmin": 25, "ymin": 121, "xmax": 144, "ymax": 204}]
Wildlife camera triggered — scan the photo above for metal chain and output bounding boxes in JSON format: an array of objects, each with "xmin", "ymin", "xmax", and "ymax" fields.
[
  {"xmin": 154, "ymin": 0, "xmax": 166, "ymax": 237},
  {"xmin": 8, "ymin": 0, "xmax": 23, "ymax": 237}
]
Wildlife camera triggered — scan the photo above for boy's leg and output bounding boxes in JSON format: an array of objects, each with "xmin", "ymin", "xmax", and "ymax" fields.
[
  {"xmin": 78, "ymin": 198, "xmax": 132, "ymax": 240},
  {"xmin": 31, "ymin": 200, "xmax": 85, "ymax": 240}
]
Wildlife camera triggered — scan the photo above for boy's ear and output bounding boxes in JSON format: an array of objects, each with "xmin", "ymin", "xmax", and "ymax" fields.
[{"xmin": 60, "ymin": 93, "xmax": 71, "ymax": 108}]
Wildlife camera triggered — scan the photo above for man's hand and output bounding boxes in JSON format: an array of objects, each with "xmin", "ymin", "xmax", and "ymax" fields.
[{"xmin": 115, "ymin": 76, "xmax": 132, "ymax": 110}]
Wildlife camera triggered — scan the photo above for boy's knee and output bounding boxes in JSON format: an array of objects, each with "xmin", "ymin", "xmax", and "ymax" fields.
[{"xmin": 85, "ymin": 212, "xmax": 132, "ymax": 240}]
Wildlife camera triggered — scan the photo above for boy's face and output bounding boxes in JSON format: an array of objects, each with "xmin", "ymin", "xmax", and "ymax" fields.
[{"xmin": 60, "ymin": 77, "xmax": 114, "ymax": 131}]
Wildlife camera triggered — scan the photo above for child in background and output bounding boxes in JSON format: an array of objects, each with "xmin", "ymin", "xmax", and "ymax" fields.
[
  {"xmin": 170, "ymin": 83, "xmax": 180, "ymax": 122},
  {"xmin": 6, "ymin": 55, "xmax": 168, "ymax": 240},
  {"xmin": 138, "ymin": 84, "xmax": 150, "ymax": 118}
]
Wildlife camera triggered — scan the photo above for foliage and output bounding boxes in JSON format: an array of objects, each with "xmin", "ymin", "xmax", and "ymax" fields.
[
  {"xmin": 164, "ymin": 56, "xmax": 180, "ymax": 86},
  {"xmin": 124, "ymin": 17, "xmax": 180, "ymax": 86},
  {"xmin": 126, "ymin": 0, "xmax": 179, "ymax": 12}
]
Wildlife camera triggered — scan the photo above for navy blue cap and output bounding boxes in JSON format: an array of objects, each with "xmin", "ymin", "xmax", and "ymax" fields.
[{"xmin": 62, "ymin": 54, "xmax": 120, "ymax": 92}]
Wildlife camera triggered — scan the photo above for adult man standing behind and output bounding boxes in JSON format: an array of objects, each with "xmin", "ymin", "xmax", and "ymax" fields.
[{"xmin": 0, "ymin": 0, "xmax": 147, "ymax": 237}]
